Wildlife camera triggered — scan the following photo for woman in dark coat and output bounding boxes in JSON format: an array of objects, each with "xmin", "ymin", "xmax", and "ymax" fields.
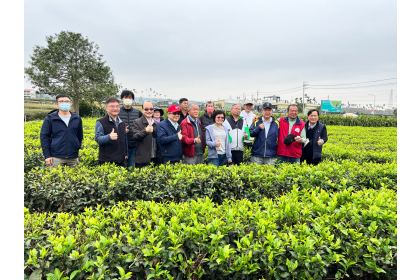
[{"xmin": 300, "ymin": 109, "xmax": 328, "ymax": 165}]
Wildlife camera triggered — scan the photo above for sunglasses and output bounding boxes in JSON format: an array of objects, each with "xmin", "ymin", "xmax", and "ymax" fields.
[{"xmin": 143, "ymin": 108, "xmax": 154, "ymax": 111}]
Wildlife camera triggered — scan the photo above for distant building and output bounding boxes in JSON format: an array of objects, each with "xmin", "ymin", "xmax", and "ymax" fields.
[
  {"xmin": 24, "ymin": 89, "xmax": 36, "ymax": 98},
  {"xmin": 214, "ymin": 99, "xmax": 241, "ymax": 111}
]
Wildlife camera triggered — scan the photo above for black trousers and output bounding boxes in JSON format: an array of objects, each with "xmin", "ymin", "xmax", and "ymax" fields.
[
  {"xmin": 300, "ymin": 155, "xmax": 321, "ymax": 165},
  {"xmin": 135, "ymin": 158, "xmax": 158, "ymax": 169},
  {"xmin": 231, "ymin": 150, "xmax": 244, "ymax": 165},
  {"xmin": 98, "ymin": 161, "xmax": 125, "ymax": 167},
  {"xmin": 135, "ymin": 163, "xmax": 150, "ymax": 169}
]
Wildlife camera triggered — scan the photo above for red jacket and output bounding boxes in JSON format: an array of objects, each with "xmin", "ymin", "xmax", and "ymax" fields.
[
  {"xmin": 180, "ymin": 117, "xmax": 206, "ymax": 158},
  {"xmin": 277, "ymin": 116, "xmax": 306, "ymax": 158}
]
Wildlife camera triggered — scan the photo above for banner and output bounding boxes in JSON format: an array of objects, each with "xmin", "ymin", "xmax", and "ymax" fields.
[{"xmin": 321, "ymin": 100, "xmax": 342, "ymax": 112}]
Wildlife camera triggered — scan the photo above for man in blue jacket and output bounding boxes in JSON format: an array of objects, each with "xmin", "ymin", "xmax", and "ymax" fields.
[
  {"xmin": 156, "ymin": 104, "xmax": 183, "ymax": 164},
  {"xmin": 249, "ymin": 102, "xmax": 280, "ymax": 165},
  {"xmin": 40, "ymin": 94, "xmax": 84, "ymax": 168}
]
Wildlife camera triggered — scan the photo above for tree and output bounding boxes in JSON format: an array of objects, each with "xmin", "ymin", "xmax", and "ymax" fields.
[
  {"xmin": 24, "ymin": 31, "xmax": 120, "ymax": 114},
  {"xmin": 294, "ymin": 94, "xmax": 318, "ymax": 113},
  {"xmin": 393, "ymin": 108, "xmax": 397, "ymax": 116}
]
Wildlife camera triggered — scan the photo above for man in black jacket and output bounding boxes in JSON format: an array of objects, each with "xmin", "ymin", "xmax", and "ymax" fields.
[
  {"xmin": 198, "ymin": 101, "xmax": 215, "ymax": 130},
  {"xmin": 40, "ymin": 94, "xmax": 84, "ymax": 168},
  {"xmin": 95, "ymin": 97, "xmax": 128, "ymax": 166},
  {"xmin": 118, "ymin": 90, "xmax": 143, "ymax": 171},
  {"xmin": 178, "ymin": 98, "xmax": 189, "ymax": 124}
]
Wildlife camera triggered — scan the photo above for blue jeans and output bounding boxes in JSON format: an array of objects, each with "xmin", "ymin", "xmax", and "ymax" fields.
[
  {"xmin": 207, "ymin": 154, "xmax": 227, "ymax": 167},
  {"xmin": 127, "ymin": 147, "xmax": 136, "ymax": 171},
  {"xmin": 277, "ymin": 155, "xmax": 300, "ymax": 164}
]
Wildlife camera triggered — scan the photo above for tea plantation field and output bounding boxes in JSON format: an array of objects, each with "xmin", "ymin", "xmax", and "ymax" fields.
[{"xmin": 24, "ymin": 118, "xmax": 397, "ymax": 280}]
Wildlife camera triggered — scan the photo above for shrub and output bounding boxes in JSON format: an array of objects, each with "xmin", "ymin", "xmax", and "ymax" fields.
[
  {"xmin": 24, "ymin": 160, "xmax": 397, "ymax": 214},
  {"xmin": 78, "ymin": 101, "xmax": 106, "ymax": 118},
  {"xmin": 24, "ymin": 187, "xmax": 397, "ymax": 280}
]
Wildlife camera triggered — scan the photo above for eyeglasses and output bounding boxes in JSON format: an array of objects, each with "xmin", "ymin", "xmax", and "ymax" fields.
[
  {"xmin": 57, "ymin": 100, "xmax": 71, "ymax": 104},
  {"xmin": 309, "ymin": 115, "xmax": 319, "ymax": 117},
  {"xmin": 289, "ymin": 110, "xmax": 298, "ymax": 113},
  {"xmin": 107, "ymin": 105, "xmax": 119, "ymax": 109},
  {"xmin": 216, "ymin": 116, "xmax": 224, "ymax": 119},
  {"xmin": 143, "ymin": 108, "xmax": 154, "ymax": 111}
]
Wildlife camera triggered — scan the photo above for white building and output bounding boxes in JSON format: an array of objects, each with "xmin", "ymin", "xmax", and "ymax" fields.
[{"xmin": 24, "ymin": 89, "xmax": 36, "ymax": 98}]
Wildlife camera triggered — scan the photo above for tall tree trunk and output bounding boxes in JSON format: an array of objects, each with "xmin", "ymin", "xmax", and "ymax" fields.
[{"xmin": 73, "ymin": 95, "xmax": 79, "ymax": 115}]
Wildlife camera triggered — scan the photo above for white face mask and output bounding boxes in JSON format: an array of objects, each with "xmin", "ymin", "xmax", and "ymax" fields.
[{"xmin": 123, "ymin": 99, "xmax": 133, "ymax": 106}]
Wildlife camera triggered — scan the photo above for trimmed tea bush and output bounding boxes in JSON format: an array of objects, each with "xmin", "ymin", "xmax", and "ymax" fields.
[
  {"xmin": 24, "ymin": 187, "xmax": 397, "ymax": 280},
  {"xmin": 24, "ymin": 160, "xmax": 397, "ymax": 214}
]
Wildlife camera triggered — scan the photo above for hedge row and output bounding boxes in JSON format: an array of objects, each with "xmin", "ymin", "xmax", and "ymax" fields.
[
  {"xmin": 24, "ymin": 160, "xmax": 397, "ymax": 214},
  {"xmin": 24, "ymin": 187, "xmax": 397, "ymax": 280}
]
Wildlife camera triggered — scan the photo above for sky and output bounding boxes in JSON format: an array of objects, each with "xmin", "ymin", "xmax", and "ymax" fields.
[{"xmin": 24, "ymin": 0, "xmax": 397, "ymax": 108}]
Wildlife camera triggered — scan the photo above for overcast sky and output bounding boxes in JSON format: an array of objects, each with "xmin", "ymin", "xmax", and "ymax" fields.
[{"xmin": 24, "ymin": 0, "xmax": 397, "ymax": 107}]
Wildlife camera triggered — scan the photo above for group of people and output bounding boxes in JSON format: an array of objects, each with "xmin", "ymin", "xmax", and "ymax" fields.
[{"xmin": 40, "ymin": 90, "xmax": 328, "ymax": 170}]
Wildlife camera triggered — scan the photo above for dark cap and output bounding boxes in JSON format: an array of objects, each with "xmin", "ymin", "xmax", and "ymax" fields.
[
  {"xmin": 262, "ymin": 102, "xmax": 273, "ymax": 109},
  {"xmin": 283, "ymin": 134, "xmax": 296, "ymax": 145},
  {"xmin": 153, "ymin": 106, "xmax": 164, "ymax": 116}
]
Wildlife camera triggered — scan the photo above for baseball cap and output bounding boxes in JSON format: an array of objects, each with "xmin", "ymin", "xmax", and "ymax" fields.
[
  {"xmin": 167, "ymin": 104, "xmax": 181, "ymax": 113},
  {"xmin": 262, "ymin": 102, "xmax": 273, "ymax": 109},
  {"xmin": 244, "ymin": 100, "xmax": 253, "ymax": 105},
  {"xmin": 283, "ymin": 134, "xmax": 296, "ymax": 145}
]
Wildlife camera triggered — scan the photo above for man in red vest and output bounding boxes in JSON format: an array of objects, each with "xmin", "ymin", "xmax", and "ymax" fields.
[{"xmin": 276, "ymin": 104, "xmax": 306, "ymax": 163}]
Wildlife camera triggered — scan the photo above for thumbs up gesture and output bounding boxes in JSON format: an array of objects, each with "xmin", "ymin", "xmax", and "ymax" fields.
[
  {"xmin": 244, "ymin": 132, "xmax": 248, "ymax": 139},
  {"xmin": 259, "ymin": 123, "xmax": 265, "ymax": 130},
  {"xmin": 195, "ymin": 135, "xmax": 201, "ymax": 144},
  {"xmin": 178, "ymin": 131, "xmax": 183, "ymax": 140},
  {"xmin": 110, "ymin": 128, "xmax": 118, "ymax": 140},
  {"xmin": 126, "ymin": 126, "xmax": 129, "ymax": 133},
  {"xmin": 216, "ymin": 140, "xmax": 221, "ymax": 147},
  {"xmin": 146, "ymin": 123, "xmax": 153, "ymax": 133},
  {"xmin": 317, "ymin": 137, "xmax": 323, "ymax": 146}
]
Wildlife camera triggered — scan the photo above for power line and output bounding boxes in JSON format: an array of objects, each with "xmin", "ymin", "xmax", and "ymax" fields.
[
  {"xmin": 307, "ymin": 90, "xmax": 397, "ymax": 96},
  {"xmin": 258, "ymin": 86, "xmax": 302, "ymax": 94},
  {"xmin": 307, "ymin": 82, "xmax": 397, "ymax": 90},
  {"xmin": 309, "ymin": 78, "xmax": 396, "ymax": 87},
  {"xmin": 307, "ymin": 69, "xmax": 397, "ymax": 83}
]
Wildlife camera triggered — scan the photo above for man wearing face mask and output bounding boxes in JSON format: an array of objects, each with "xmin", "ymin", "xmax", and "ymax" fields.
[
  {"xmin": 40, "ymin": 94, "xmax": 84, "ymax": 168},
  {"xmin": 118, "ymin": 90, "xmax": 143, "ymax": 171},
  {"xmin": 198, "ymin": 101, "xmax": 215, "ymax": 129}
]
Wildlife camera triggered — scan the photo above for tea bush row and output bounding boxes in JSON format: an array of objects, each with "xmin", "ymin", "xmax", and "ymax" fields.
[
  {"xmin": 24, "ymin": 160, "xmax": 397, "ymax": 214},
  {"xmin": 24, "ymin": 187, "xmax": 397, "ymax": 280}
]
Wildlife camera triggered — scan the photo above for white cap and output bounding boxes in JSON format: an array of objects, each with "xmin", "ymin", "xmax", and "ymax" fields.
[{"xmin": 244, "ymin": 100, "xmax": 253, "ymax": 105}]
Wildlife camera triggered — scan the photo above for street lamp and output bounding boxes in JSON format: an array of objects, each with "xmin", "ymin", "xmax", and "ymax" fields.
[{"xmin": 368, "ymin": 94, "xmax": 376, "ymax": 116}]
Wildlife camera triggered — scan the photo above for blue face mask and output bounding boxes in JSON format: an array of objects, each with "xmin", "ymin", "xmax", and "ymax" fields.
[{"xmin": 59, "ymin": 103, "xmax": 71, "ymax": 112}]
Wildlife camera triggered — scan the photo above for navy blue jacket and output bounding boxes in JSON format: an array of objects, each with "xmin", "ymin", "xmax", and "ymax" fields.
[
  {"xmin": 40, "ymin": 110, "xmax": 84, "ymax": 159},
  {"xmin": 156, "ymin": 118, "xmax": 183, "ymax": 162},
  {"xmin": 303, "ymin": 121, "xmax": 328, "ymax": 158},
  {"xmin": 249, "ymin": 117, "xmax": 280, "ymax": 158}
]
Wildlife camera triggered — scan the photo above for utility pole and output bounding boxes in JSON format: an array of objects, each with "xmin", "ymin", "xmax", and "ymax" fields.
[
  {"xmin": 257, "ymin": 90, "xmax": 259, "ymax": 103},
  {"xmin": 387, "ymin": 89, "xmax": 394, "ymax": 110},
  {"xmin": 369, "ymin": 94, "xmax": 376, "ymax": 116},
  {"xmin": 302, "ymin": 82, "xmax": 308, "ymax": 114}
]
